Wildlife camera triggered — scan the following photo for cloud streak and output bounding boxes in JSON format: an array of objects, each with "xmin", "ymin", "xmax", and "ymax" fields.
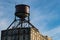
[
  {"xmin": 30, "ymin": 6, "xmax": 60, "ymax": 32},
  {"xmin": 43, "ymin": 25, "xmax": 60, "ymax": 40}
]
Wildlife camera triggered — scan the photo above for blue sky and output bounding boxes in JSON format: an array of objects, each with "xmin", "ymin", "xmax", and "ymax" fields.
[{"xmin": 0, "ymin": 0, "xmax": 60, "ymax": 40}]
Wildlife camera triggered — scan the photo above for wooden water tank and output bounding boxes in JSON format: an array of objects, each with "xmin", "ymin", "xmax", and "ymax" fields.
[{"xmin": 15, "ymin": 4, "xmax": 30, "ymax": 18}]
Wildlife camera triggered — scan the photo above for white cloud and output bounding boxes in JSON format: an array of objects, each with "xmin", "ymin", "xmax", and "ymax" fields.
[
  {"xmin": 0, "ymin": 18, "xmax": 10, "ymax": 30},
  {"xmin": 43, "ymin": 25, "xmax": 60, "ymax": 39},
  {"xmin": 42, "ymin": 25, "xmax": 60, "ymax": 40}
]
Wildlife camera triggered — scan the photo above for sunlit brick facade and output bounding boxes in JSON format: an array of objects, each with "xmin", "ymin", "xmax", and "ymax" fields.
[{"xmin": 30, "ymin": 27, "xmax": 52, "ymax": 40}]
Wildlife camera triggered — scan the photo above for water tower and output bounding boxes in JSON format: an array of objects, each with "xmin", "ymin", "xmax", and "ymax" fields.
[
  {"xmin": 7, "ymin": 4, "xmax": 34, "ymax": 29},
  {"xmin": 1, "ymin": 4, "xmax": 36, "ymax": 40}
]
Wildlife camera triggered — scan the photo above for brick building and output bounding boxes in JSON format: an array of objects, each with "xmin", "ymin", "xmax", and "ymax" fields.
[{"xmin": 1, "ymin": 27, "xmax": 52, "ymax": 40}]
